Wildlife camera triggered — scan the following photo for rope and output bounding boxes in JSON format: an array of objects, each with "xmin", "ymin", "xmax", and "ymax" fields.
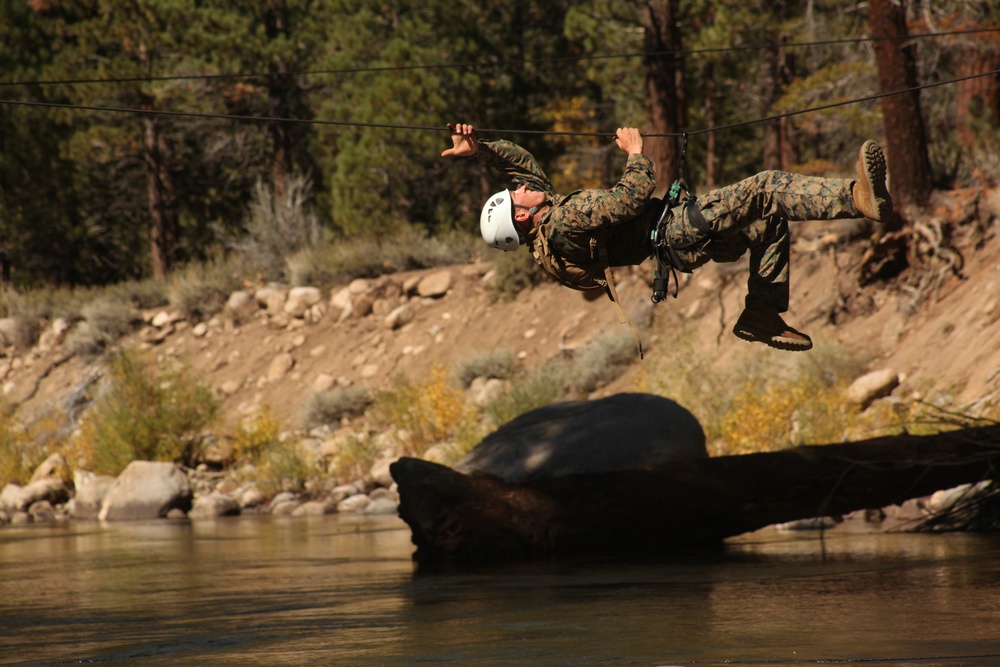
[
  {"xmin": 2, "ymin": 26, "xmax": 997, "ymax": 89},
  {"xmin": 2, "ymin": 67, "xmax": 996, "ymax": 140}
]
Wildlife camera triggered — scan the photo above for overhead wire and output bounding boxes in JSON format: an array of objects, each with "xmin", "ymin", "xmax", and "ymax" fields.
[
  {"xmin": 1, "ymin": 26, "xmax": 998, "ymax": 89},
  {"xmin": 1, "ymin": 67, "xmax": 997, "ymax": 140}
]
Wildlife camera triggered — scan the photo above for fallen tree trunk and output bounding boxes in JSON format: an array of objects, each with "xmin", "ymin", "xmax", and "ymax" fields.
[{"xmin": 390, "ymin": 425, "xmax": 1000, "ymax": 564}]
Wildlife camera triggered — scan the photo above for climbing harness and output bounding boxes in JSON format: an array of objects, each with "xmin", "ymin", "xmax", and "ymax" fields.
[{"xmin": 650, "ymin": 133, "xmax": 693, "ymax": 303}]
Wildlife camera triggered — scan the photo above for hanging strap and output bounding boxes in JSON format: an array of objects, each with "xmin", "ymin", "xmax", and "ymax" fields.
[{"xmin": 598, "ymin": 242, "xmax": 643, "ymax": 359}]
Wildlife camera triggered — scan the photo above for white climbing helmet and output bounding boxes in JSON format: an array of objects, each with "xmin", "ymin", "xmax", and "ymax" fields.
[{"xmin": 480, "ymin": 190, "xmax": 519, "ymax": 252}]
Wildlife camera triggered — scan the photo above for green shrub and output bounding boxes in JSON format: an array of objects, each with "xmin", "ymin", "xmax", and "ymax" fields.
[
  {"xmin": 287, "ymin": 226, "xmax": 479, "ymax": 291},
  {"xmin": 562, "ymin": 330, "xmax": 638, "ymax": 395},
  {"xmin": 254, "ymin": 439, "xmax": 314, "ymax": 496},
  {"xmin": 229, "ymin": 174, "xmax": 324, "ymax": 282},
  {"xmin": 485, "ymin": 249, "xmax": 545, "ymax": 302},
  {"xmin": 329, "ymin": 432, "xmax": 381, "ymax": 484},
  {"xmin": 482, "ymin": 371, "xmax": 566, "ymax": 427},
  {"xmin": 71, "ymin": 347, "xmax": 219, "ymax": 475},
  {"xmin": 166, "ymin": 258, "xmax": 242, "ymax": 320},
  {"xmin": 66, "ymin": 297, "xmax": 141, "ymax": 357},
  {"xmin": 452, "ymin": 348, "xmax": 519, "ymax": 388},
  {"xmin": 299, "ymin": 386, "xmax": 373, "ymax": 430},
  {"xmin": 370, "ymin": 366, "xmax": 473, "ymax": 457},
  {"xmin": 229, "ymin": 406, "xmax": 282, "ymax": 464}
]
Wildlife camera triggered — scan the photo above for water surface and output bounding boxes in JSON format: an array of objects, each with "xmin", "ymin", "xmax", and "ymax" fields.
[{"xmin": 1, "ymin": 516, "xmax": 998, "ymax": 666}]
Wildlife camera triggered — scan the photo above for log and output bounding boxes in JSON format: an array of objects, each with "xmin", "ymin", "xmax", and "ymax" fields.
[{"xmin": 390, "ymin": 425, "xmax": 1000, "ymax": 564}]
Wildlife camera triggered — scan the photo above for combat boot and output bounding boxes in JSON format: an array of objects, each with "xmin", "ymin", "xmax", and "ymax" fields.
[
  {"xmin": 732, "ymin": 305, "xmax": 813, "ymax": 352},
  {"xmin": 853, "ymin": 140, "xmax": 892, "ymax": 222}
]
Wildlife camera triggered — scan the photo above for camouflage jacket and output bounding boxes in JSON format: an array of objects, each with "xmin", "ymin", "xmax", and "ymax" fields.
[{"xmin": 476, "ymin": 140, "xmax": 658, "ymax": 291}]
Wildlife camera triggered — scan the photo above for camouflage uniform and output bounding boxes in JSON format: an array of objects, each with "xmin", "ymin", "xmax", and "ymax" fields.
[{"xmin": 477, "ymin": 140, "xmax": 862, "ymax": 310}]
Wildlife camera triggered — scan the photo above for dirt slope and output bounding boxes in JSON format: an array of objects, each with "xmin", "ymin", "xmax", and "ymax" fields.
[{"xmin": 5, "ymin": 185, "xmax": 1000, "ymax": 437}]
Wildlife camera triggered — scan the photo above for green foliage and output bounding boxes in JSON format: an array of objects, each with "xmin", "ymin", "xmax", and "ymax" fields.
[
  {"xmin": 229, "ymin": 175, "xmax": 324, "ymax": 283},
  {"xmin": 166, "ymin": 257, "xmax": 243, "ymax": 320},
  {"xmin": 254, "ymin": 440, "xmax": 315, "ymax": 497},
  {"xmin": 229, "ymin": 406, "xmax": 282, "ymax": 464},
  {"xmin": 286, "ymin": 225, "xmax": 478, "ymax": 290},
  {"xmin": 66, "ymin": 298, "xmax": 141, "ymax": 357},
  {"xmin": 72, "ymin": 348, "xmax": 219, "ymax": 476},
  {"xmin": 485, "ymin": 250, "xmax": 546, "ymax": 302},
  {"xmin": 299, "ymin": 387, "xmax": 373, "ymax": 431},
  {"xmin": 482, "ymin": 371, "xmax": 565, "ymax": 428},
  {"xmin": 329, "ymin": 432, "xmax": 382, "ymax": 485},
  {"xmin": 560, "ymin": 330, "xmax": 639, "ymax": 395},
  {"xmin": 370, "ymin": 366, "xmax": 475, "ymax": 457},
  {"xmin": 452, "ymin": 349, "xmax": 520, "ymax": 389}
]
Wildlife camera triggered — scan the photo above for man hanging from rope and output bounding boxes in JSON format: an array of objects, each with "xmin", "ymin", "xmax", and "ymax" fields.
[{"xmin": 442, "ymin": 123, "xmax": 891, "ymax": 352}]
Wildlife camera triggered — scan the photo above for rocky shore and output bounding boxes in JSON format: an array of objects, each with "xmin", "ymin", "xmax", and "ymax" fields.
[{"xmin": 0, "ymin": 451, "xmax": 400, "ymax": 527}]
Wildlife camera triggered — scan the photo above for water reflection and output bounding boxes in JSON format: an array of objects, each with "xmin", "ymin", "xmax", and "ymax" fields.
[{"xmin": 1, "ymin": 517, "xmax": 998, "ymax": 666}]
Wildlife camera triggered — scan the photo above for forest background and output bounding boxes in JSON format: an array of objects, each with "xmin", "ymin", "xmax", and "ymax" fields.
[{"xmin": 2, "ymin": 0, "xmax": 998, "ymax": 294}]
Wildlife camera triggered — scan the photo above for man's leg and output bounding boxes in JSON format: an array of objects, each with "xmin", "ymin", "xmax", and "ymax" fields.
[
  {"xmin": 694, "ymin": 171, "xmax": 852, "ymax": 352},
  {"xmin": 696, "ymin": 171, "xmax": 859, "ymax": 236}
]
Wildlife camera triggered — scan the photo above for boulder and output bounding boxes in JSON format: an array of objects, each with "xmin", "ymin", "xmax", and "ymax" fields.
[
  {"xmin": 267, "ymin": 352, "xmax": 295, "ymax": 380},
  {"xmin": 363, "ymin": 497, "xmax": 399, "ymax": 514},
  {"xmin": 337, "ymin": 494, "xmax": 371, "ymax": 513},
  {"xmin": 1, "ymin": 478, "xmax": 70, "ymax": 511},
  {"xmin": 329, "ymin": 287, "xmax": 354, "ymax": 321},
  {"xmin": 385, "ymin": 305, "xmax": 415, "ymax": 330},
  {"xmin": 255, "ymin": 287, "xmax": 288, "ymax": 313},
  {"xmin": 454, "ymin": 393, "xmax": 707, "ymax": 483},
  {"xmin": 70, "ymin": 470, "xmax": 117, "ymax": 519},
  {"xmin": 0, "ymin": 483, "xmax": 23, "ymax": 511},
  {"xmin": 188, "ymin": 493, "xmax": 240, "ymax": 519},
  {"xmin": 846, "ymin": 369, "xmax": 900, "ymax": 409},
  {"xmin": 284, "ymin": 286, "xmax": 322, "ymax": 318},
  {"xmin": 291, "ymin": 500, "xmax": 333, "ymax": 516},
  {"xmin": 98, "ymin": 461, "xmax": 192, "ymax": 521},
  {"xmin": 416, "ymin": 270, "xmax": 453, "ymax": 298},
  {"xmin": 29, "ymin": 452, "xmax": 69, "ymax": 484}
]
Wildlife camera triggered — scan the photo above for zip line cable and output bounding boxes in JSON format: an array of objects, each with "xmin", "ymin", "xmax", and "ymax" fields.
[
  {"xmin": 1, "ymin": 67, "xmax": 997, "ymax": 140},
  {"xmin": 684, "ymin": 67, "xmax": 1000, "ymax": 138},
  {"xmin": 2, "ymin": 26, "xmax": 998, "ymax": 89}
]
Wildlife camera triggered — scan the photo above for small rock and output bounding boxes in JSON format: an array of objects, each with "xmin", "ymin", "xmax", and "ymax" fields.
[
  {"xmin": 416, "ymin": 270, "xmax": 453, "ymax": 298},
  {"xmin": 312, "ymin": 373, "xmax": 336, "ymax": 392},
  {"xmin": 846, "ymin": 369, "xmax": 900, "ymax": 409},
  {"xmin": 226, "ymin": 290, "xmax": 254, "ymax": 314},
  {"xmin": 151, "ymin": 310, "xmax": 182, "ymax": 328},
  {"xmin": 267, "ymin": 353, "xmax": 295, "ymax": 380},
  {"xmin": 270, "ymin": 499, "xmax": 301, "ymax": 515},
  {"xmin": 188, "ymin": 493, "xmax": 240, "ymax": 519},
  {"xmin": 369, "ymin": 457, "xmax": 397, "ymax": 489},
  {"xmin": 363, "ymin": 497, "xmax": 399, "ymax": 515},
  {"xmin": 292, "ymin": 500, "xmax": 333, "ymax": 516},
  {"xmin": 385, "ymin": 304, "xmax": 415, "ymax": 330},
  {"xmin": 337, "ymin": 494, "xmax": 371, "ymax": 513},
  {"xmin": 284, "ymin": 287, "xmax": 322, "ymax": 318}
]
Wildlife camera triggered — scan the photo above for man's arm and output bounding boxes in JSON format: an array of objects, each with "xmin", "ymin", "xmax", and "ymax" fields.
[
  {"xmin": 441, "ymin": 122, "xmax": 555, "ymax": 196},
  {"xmin": 557, "ymin": 128, "xmax": 655, "ymax": 231}
]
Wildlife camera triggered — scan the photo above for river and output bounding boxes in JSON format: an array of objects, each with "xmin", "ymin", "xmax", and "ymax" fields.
[{"xmin": 1, "ymin": 515, "xmax": 998, "ymax": 666}]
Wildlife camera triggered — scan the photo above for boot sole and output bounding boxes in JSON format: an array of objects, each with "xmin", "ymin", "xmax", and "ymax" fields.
[
  {"xmin": 733, "ymin": 324, "xmax": 813, "ymax": 352},
  {"xmin": 860, "ymin": 141, "xmax": 891, "ymax": 222}
]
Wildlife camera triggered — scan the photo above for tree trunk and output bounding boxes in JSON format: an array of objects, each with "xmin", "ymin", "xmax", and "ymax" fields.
[
  {"xmin": 954, "ymin": 39, "xmax": 1000, "ymax": 152},
  {"xmin": 869, "ymin": 0, "xmax": 933, "ymax": 212},
  {"xmin": 265, "ymin": 0, "xmax": 293, "ymax": 195},
  {"xmin": 392, "ymin": 425, "xmax": 1000, "ymax": 564},
  {"xmin": 643, "ymin": 0, "xmax": 686, "ymax": 192},
  {"xmin": 760, "ymin": 41, "xmax": 787, "ymax": 171},
  {"xmin": 143, "ymin": 116, "xmax": 178, "ymax": 279}
]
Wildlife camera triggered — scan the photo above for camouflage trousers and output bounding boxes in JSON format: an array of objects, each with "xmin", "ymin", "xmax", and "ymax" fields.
[{"xmin": 663, "ymin": 171, "xmax": 860, "ymax": 311}]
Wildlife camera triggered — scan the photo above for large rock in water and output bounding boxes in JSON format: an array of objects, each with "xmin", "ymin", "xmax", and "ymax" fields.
[
  {"xmin": 453, "ymin": 393, "xmax": 706, "ymax": 483},
  {"xmin": 98, "ymin": 461, "xmax": 192, "ymax": 521}
]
